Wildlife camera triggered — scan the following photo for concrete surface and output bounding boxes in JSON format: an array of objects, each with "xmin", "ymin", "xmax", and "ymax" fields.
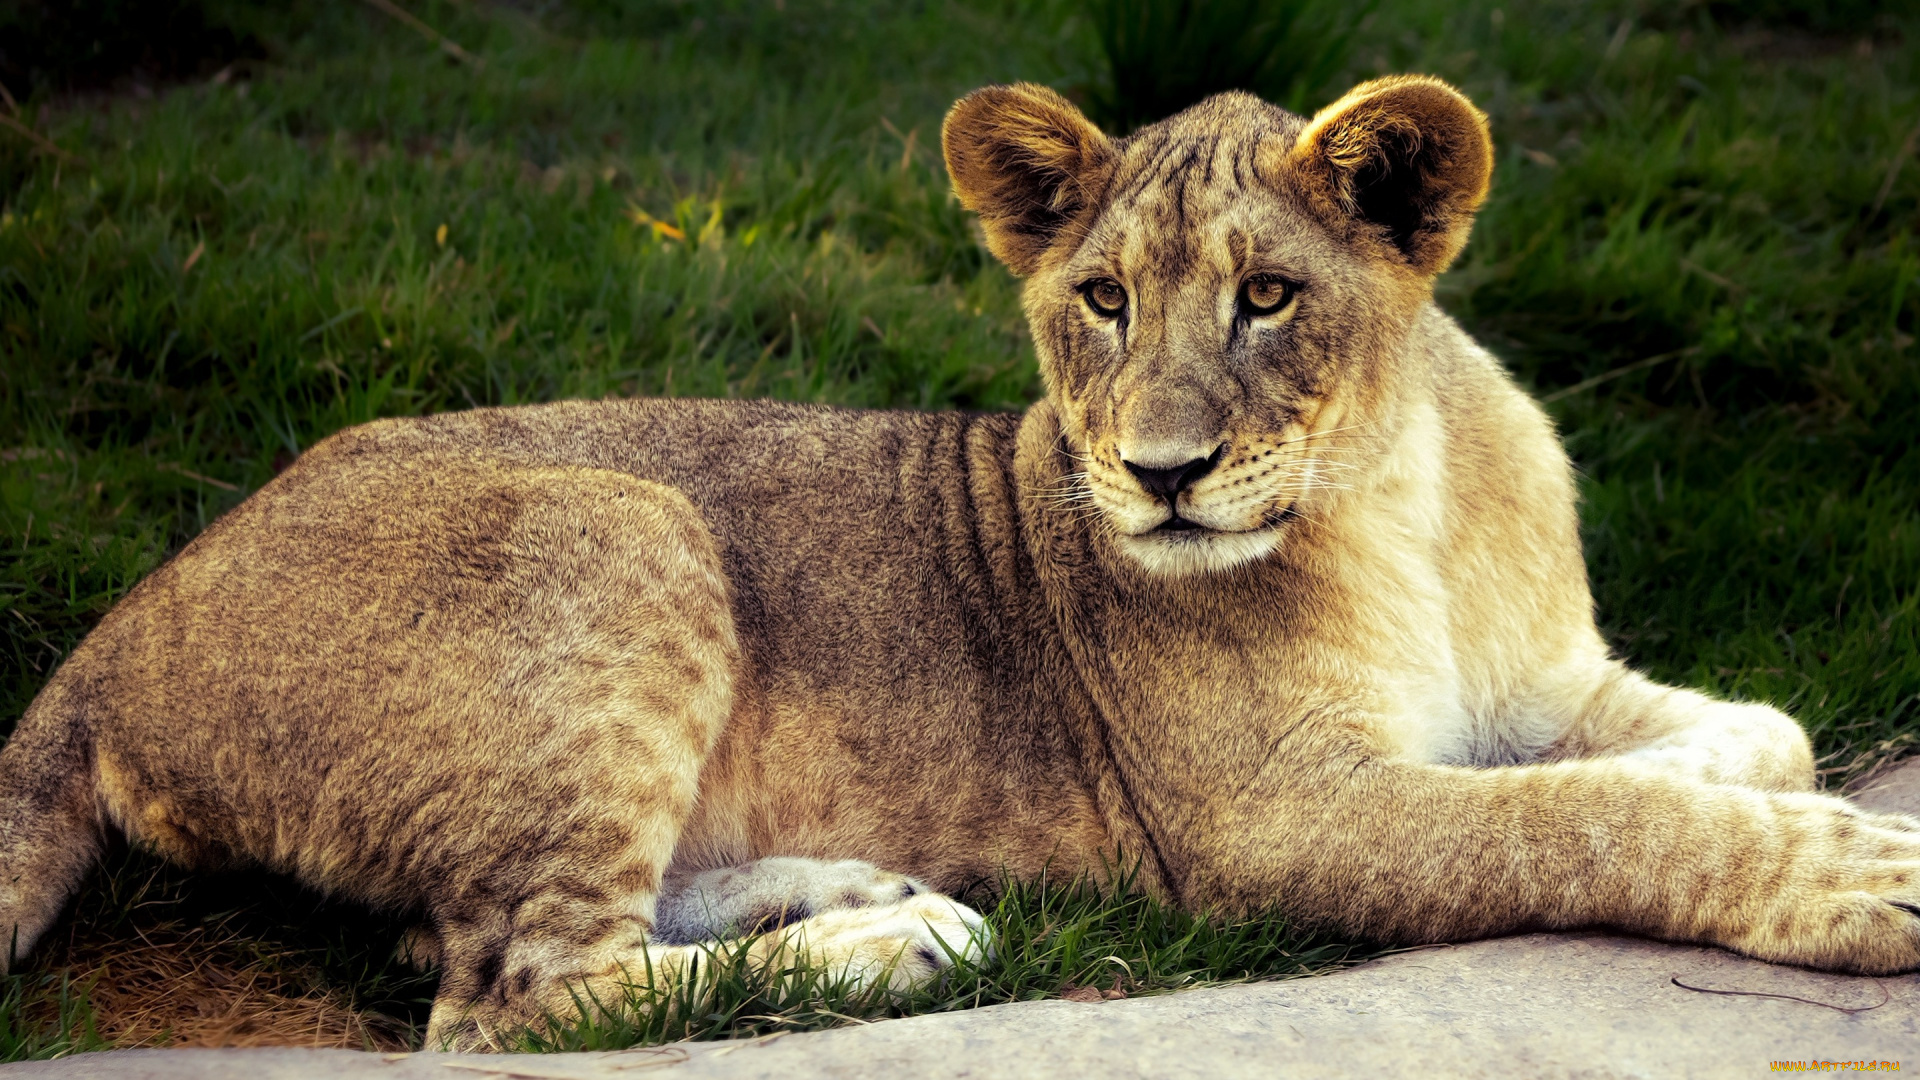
[{"xmin": 10, "ymin": 759, "xmax": 1920, "ymax": 1080}]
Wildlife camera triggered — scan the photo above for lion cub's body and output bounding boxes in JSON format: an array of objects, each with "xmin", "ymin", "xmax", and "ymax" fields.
[
  {"xmin": 6, "ymin": 76, "xmax": 1920, "ymax": 1048},
  {"xmin": 100, "ymin": 398, "xmax": 1121, "ymax": 887}
]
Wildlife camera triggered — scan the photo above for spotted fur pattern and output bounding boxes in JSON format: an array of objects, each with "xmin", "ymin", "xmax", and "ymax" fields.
[{"xmin": 3, "ymin": 76, "xmax": 1918, "ymax": 1051}]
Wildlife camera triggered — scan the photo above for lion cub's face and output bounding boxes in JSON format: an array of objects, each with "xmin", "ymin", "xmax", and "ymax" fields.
[{"xmin": 945, "ymin": 78, "xmax": 1493, "ymax": 575}]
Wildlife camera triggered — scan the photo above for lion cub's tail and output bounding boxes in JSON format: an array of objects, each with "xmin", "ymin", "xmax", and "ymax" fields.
[{"xmin": 0, "ymin": 676, "xmax": 102, "ymax": 974}]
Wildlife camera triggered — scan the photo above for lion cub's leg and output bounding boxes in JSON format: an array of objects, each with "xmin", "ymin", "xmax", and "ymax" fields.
[
  {"xmin": 411, "ymin": 857, "xmax": 987, "ymax": 1013},
  {"xmin": 1539, "ymin": 658, "xmax": 1818, "ymax": 792},
  {"xmin": 334, "ymin": 466, "xmax": 736, "ymax": 1050}
]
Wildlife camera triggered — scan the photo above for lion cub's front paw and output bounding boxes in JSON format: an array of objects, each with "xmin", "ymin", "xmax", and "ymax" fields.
[
  {"xmin": 763, "ymin": 892, "xmax": 991, "ymax": 991},
  {"xmin": 1722, "ymin": 796, "xmax": 1920, "ymax": 975}
]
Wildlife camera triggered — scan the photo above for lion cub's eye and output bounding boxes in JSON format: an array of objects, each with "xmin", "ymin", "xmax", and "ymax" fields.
[
  {"xmin": 1241, "ymin": 275, "xmax": 1297, "ymax": 317},
  {"xmin": 1084, "ymin": 279, "xmax": 1127, "ymax": 318}
]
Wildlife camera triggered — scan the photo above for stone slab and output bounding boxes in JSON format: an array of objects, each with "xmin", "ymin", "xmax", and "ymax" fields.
[
  {"xmin": 10, "ymin": 759, "xmax": 1920, "ymax": 1080},
  {"xmin": 1857, "ymin": 759, "xmax": 1920, "ymax": 817}
]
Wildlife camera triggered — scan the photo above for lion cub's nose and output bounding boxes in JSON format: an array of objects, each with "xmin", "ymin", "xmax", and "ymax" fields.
[{"xmin": 1124, "ymin": 446, "xmax": 1222, "ymax": 505}]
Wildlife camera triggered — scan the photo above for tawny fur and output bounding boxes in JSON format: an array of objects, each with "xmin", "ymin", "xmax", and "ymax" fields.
[{"xmin": 5, "ymin": 75, "xmax": 1919, "ymax": 1050}]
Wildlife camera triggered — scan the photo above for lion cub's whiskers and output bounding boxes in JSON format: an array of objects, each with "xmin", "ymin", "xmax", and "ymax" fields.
[{"xmin": 1297, "ymin": 419, "xmax": 1383, "ymax": 441}]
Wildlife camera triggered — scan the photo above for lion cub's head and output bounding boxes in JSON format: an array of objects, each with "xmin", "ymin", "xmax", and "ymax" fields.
[{"xmin": 943, "ymin": 77, "xmax": 1492, "ymax": 575}]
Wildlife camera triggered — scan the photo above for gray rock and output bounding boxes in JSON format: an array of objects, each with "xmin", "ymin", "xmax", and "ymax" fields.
[
  {"xmin": 1856, "ymin": 758, "xmax": 1920, "ymax": 817},
  {"xmin": 10, "ymin": 759, "xmax": 1919, "ymax": 1080}
]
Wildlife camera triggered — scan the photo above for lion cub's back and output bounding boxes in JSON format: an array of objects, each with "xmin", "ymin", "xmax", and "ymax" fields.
[{"xmin": 325, "ymin": 398, "xmax": 1037, "ymax": 693}]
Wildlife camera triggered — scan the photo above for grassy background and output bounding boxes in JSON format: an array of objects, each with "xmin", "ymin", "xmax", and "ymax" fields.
[{"xmin": 2, "ymin": 0, "xmax": 1917, "ymax": 1057}]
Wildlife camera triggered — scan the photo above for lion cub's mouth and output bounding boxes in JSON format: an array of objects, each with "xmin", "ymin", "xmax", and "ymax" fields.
[{"xmin": 1147, "ymin": 503, "xmax": 1299, "ymax": 538}]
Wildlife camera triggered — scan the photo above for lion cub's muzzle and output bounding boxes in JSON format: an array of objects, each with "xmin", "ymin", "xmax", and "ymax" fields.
[
  {"xmin": 1088, "ymin": 435, "xmax": 1303, "ymax": 575},
  {"xmin": 1108, "ymin": 438, "xmax": 1272, "ymax": 536}
]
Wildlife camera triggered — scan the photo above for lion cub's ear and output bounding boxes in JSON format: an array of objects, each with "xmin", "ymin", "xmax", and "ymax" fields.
[
  {"xmin": 943, "ymin": 83, "xmax": 1113, "ymax": 277},
  {"xmin": 1281, "ymin": 75, "xmax": 1493, "ymax": 275}
]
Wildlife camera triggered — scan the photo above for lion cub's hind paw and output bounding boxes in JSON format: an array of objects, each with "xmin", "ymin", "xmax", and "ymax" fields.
[
  {"xmin": 768, "ymin": 892, "xmax": 991, "ymax": 992},
  {"xmin": 654, "ymin": 856, "xmax": 928, "ymax": 944},
  {"xmin": 655, "ymin": 857, "xmax": 992, "ymax": 988}
]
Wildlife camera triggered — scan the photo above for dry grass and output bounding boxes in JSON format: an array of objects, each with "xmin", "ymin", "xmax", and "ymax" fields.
[
  {"xmin": 4, "ymin": 847, "xmax": 439, "ymax": 1056},
  {"xmin": 1831, "ymin": 737, "xmax": 1920, "ymax": 796},
  {"xmin": 25, "ymin": 920, "xmax": 411, "ymax": 1051}
]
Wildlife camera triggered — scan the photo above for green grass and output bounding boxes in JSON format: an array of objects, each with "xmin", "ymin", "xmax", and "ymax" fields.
[
  {"xmin": 1, "ymin": 0, "xmax": 1917, "ymax": 1060},
  {"xmin": 0, "ymin": 971, "xmax": 107, "ymax": 1062},
  {"xmin": 508, "ymin": 865, "xmax": 1358, "ymax": 1052},
  {"xmin": 1083, "ymin": 0, "xmax": 1372, "ymax": 130}
]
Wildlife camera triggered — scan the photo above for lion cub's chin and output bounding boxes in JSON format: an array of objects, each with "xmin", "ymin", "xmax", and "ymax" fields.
[{"xmin": 1115, "ymin": 525, "xmax": 1285, "ymax": 576}]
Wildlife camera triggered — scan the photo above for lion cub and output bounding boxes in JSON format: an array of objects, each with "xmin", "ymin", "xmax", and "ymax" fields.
[{"xmin": 5, "ymin": 75, "xmax": 1919, "ymax": 1049}]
